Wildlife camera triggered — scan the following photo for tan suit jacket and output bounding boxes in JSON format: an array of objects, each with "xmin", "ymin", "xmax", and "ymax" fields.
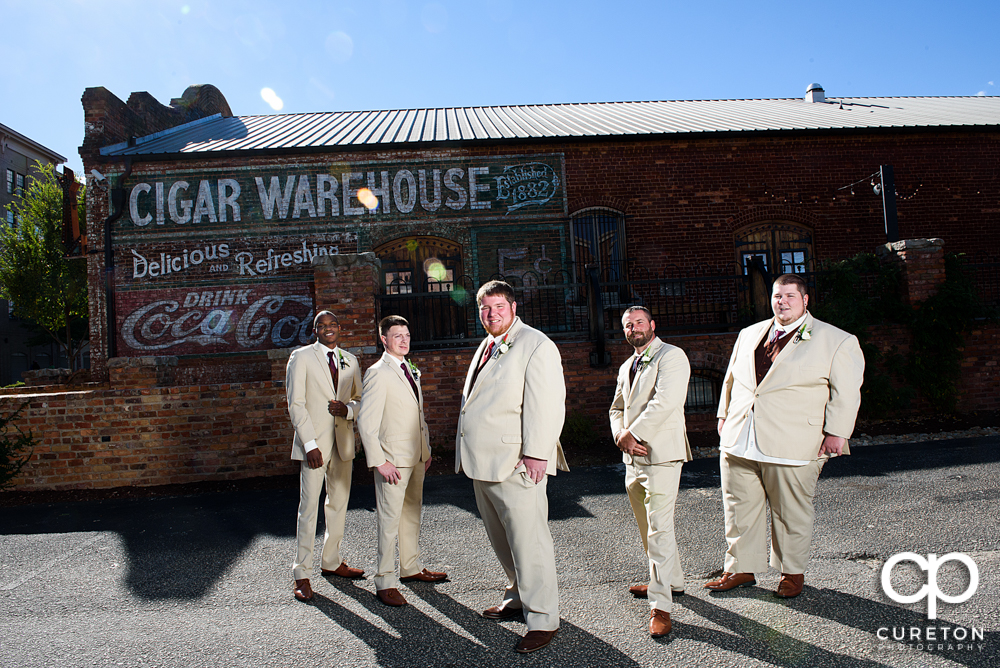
[
  {"xmin": 286, "ymin": 342, "xmax": 362, "ymax": 462},
  {"xmin": 610, "ymin": 337, "xmax": 693, "ymax": 466},
  {"xmin": 358, "ymin": 352, "xmax": 431, "ymax": 468},
  {"xmin": 717, "ymin": 313, "xmax": 865, "ymax": 460},
  {"xmin": 456, "ymin": 317, "xmax": 568, "ymax": 481}
]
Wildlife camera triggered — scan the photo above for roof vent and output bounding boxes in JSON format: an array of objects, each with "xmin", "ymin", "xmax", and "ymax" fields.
[{"xmin": 805, "ymin": 83, "xmax": 826, "ymax": 103}]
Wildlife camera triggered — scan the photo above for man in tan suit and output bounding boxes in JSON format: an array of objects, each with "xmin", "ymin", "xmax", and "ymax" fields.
[
  {"xmin": 358, "ymin": 315, "xmax": 447, "ymax": 608},
  {"xmin": 286, "ymin": 310, "xmax": 364, "ymax": 602},
  {"xmin": 706, "ymin": 274, "xmax": 864, "ymax": 598},
  {"xmin": 456, "ymin": 280, "xmax": 568, "ymax": 654},
  {"xmin": 610, "ymin": 306, "xmax": 691, "ymax": 638}
]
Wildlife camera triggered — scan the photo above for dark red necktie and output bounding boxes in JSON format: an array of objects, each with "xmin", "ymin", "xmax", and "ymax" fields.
[
  {"xmin": 401, "ymin": 362, "xmax": 419, "ymax": 400},
  {"xmin": 629, "ymin": 355, "xmax": 640, "ymax": 386},
  {"xmin": 469, "ymin": 340, "xmax": 495, "ymax": 390},
  {"xmin": 327, "ymin": 351, "xmax": 340, "ymax": 391}
]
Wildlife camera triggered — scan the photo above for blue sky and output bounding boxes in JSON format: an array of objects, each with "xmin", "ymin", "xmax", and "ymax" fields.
[{"xmin": 2, "ymin": 0, "xmax": 997, "ymax": 175}]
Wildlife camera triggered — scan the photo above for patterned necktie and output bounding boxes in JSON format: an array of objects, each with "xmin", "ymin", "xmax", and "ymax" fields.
[
  {"xmin": 629, "ymin": 355, "xmax": 641, "ymax": 386},
  {"xmin": 763, "ymin": 328, "xmax": 785, "ymax": 363},
  {"xmin": 401, "ymin": 362, "xmax": 419, "ymax": 400},
  {"xmin": 327, "ymin": 351, "xmax": 339, "ymax": 392},
  {"xmin": 480, "ymin": 340, "xmax": 495, "ymax": 368}
]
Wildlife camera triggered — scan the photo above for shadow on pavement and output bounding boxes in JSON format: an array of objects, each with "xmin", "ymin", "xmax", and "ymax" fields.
[{"xmin": 312, "ymin": 577, "xmax": 642, "ymax": 667}]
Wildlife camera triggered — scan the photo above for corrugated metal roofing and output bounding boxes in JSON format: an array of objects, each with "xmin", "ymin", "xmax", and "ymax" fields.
[{"xmin": 101, "ymin": 96, "xmax": 1000, "ymax": 157}]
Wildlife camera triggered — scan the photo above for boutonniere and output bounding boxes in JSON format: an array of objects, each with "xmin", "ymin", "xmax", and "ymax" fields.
[
  {"xmin": 637, "ymin": 346, "xmax": 655, "ymax": 371},
  {"xmin": 793, "ymin": 323, "xmax": 812, "ymax": 343},
  {"xmin": 406, "ymin": 359, "xmax": 421, "ymax": 380},
  {"xmin": 336, "ymin": 350, "xmax": 349, "ymax": 369},
  {"xmin": 495, "ymin": 332, "xmax": 513, "ymax": 357}
]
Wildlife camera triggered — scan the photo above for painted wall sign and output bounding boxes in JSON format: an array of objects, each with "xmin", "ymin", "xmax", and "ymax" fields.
[
  {"xmin": 116, "ymin": 232, "xmax": 358, "ymax": 288},
  {"xmin": 117, "ymin": 283, "xmax": 314, "ymax": 355},
  {"xmin": 109, "ymin": 153, "xmax": 566, "ymax": 358},
  {"xmin": 116, "ymin": 154, "xmax": 567, "ymax": 234}
]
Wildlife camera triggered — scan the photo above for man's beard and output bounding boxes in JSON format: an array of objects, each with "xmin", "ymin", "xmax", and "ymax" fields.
[{"xmin": 626, "ymin": 330, "xmax": 651, "ymax": 348}]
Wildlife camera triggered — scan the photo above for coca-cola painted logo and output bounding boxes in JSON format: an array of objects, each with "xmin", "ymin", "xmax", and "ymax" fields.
[{"xmin": 118, "ymin": 285, "xmax": 314, "ymax": 354}]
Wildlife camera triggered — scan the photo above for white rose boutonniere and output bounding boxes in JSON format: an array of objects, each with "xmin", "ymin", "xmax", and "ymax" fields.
[
  {"xmin": 637, "ymin": 346, "xmax": 655, "ymax": 371},
  {"xmin": 793, "ymin": 323, "xmax": 812, "ymax": 344},
  {"xmin": 495, "ymin": 332, "xmax": 513, "ymax": 357},
  {"xmin": 406, "ymin": 359, "xmax": 421, "ymax": 380},
  {"xmin": 337, "ymin": 350, "xmax": 349, "ymax": 369}
]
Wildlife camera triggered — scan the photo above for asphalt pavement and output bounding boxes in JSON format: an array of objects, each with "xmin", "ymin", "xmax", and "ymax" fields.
[{"xmin": 1, "ymin": 436, "xmax": 998, "ymax": 668}]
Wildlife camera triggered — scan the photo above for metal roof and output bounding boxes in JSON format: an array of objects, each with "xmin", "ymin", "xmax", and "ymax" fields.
[{"xmin": 101, "ymin": 96, "xmax": 1000, "ymax": 157}]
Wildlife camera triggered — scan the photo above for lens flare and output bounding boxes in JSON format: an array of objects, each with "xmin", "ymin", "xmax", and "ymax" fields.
[
  {"xmin": 357, "ymin": 187, "xmax": 379, "ymax": 210},
  {"xmin": 424, "ymin": 259, "xmax": 447, "ymax": 282},
  {"xmin": 260, "ymin": 88, "xmax": 284, "ymax": 111}
]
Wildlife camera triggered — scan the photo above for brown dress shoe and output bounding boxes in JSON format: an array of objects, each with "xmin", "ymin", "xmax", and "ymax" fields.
[
  {"xmin": 704, "ymin": 572, "xmax": 756, "ymax": 591},
  {"xmin": 649, "ymin": 609, "xmax": 672, "ymax": 638},
  {"xmin": 376, "ymin": 588, "xmax": 407, "ymax": 606},
  {"xmin": 775, "ymin": 573, "xmax": 804, "ymax": 598},
  {"xmin": 483, "ymin": 604, "xmax": 524, "ymax": 620},
  {"xmin": 293, "ymin": 578, "xmax": 314, "ymax": 602},
  {"xmin": 629, "ymin": 584, "xmax": 684, "ymax": 598},
  {"xmin": 515, "ymin": 629, "xmax": 557, "ymax": 653},
  {"xmin": 322, "ymin": 562, "xmax": 365, "ymax": 579},
  {"xmin": 400, "ymin": 568, "xmax": 448, "ymax": 583}
]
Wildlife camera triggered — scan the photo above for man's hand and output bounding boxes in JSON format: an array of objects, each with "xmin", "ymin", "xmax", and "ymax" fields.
[
  {"xmin": 424, "ymin": 456, "xmax": 433, "ymax": 473},
  {"xmin": 616, "ymin": 429, "xmax": 648, "ymax": 457},
  {"xmin": 517, "ymin": 455, "xmax": 548, "ymax": 484},
  {"xmin": 376, "ymin": 461, "xmax": 401, "ymax": 484},
  {"xmin": 819, "ymin": 435, "xmax": 846, "ymax": 457},
  {"xmin": 328, "ymin": 400, "xmax": 348, "ymax": 417},
  {"xmin": 306, "ymin": 449, "xmax": 324, "ymax": 469},
  {"xmin": 717, "ymin": 418, "xmax": 725, "ymax": 435}
]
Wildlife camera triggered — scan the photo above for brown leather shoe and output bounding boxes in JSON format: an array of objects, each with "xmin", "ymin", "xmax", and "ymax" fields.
[
  {"xmin": 482, "ymin": 604, "xmax": 524, "ymax": 620},
  {"xmin": 515, "ymin": 629, "xmax": 557, "ymax": 653},
  {"xmin": 293, "ymin": 578, "xmax": 313, "ymax": 602},
  {"xmin": 629, "ymin": 584, "xmax": 648, "ymax": 598},
  {"xmin": 775, "ymin": 573, "xmax": 804, "ymax": 598},
  {"xmin": 629, "ymin": 584, "xmax": 684, "ymax": 598},
  {"xmin": 376, "ymin": 588, "xmax": 407, "ymax": 606},
  {"xmin": 322, "ymin": 562, "xmax": 365, "ymax": 579},
  {"xmin": 704, "ymin": 572, "xmax": 756, "ymax": 591},
  {"xmin": 400, "ymin": 568, "xmax": 448, "ymax": 583},
  {"xmin": 649, "ymin": 609, "xmax": 672, "ymax": 637}
]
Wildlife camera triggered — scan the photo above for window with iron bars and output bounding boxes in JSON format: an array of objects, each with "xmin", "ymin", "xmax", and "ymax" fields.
[{"xmin": 571, "ymin": 208, "xmax": 627, "ymax": 284}]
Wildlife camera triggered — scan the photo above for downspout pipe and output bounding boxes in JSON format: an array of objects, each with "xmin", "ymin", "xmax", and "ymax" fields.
[{"xmin": 103, "ymin": 158, "xmax": 131, "ymax": 360}]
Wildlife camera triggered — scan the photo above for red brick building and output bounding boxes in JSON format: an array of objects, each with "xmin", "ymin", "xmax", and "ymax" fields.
[{"xmin": 3, "ymin": 83, "xmax": 996, "ymax": 492}]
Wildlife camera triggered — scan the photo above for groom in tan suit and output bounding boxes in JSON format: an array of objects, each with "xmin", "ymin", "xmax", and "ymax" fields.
[
  {"xmin": 286, "ymin": 311, "xmax": 365, "ymax": 602},
  {"xmin": 456, "ymin": 280, "xmax": 568, "ymax": 654},
  {"xmin": 610, "ymin": 306, "xmax": 691, "ymax": 638},
  {"xmin": 706, "ymin": 274, "xmax": 864, "ymax": 598},
  {"xmin": 358, "ymin": 315, "xmax": 447, "ymax": 608}
]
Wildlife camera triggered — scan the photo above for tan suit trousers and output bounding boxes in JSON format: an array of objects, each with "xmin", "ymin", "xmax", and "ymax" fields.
[
  {"xmin": 473, "ymin": 474, "xmax": 559, "ymax": 632},
  {"xmin": 373, "ymin": 464, "xmax": 426, "ymax": 590},
  {"xmin": 626, "ymin": 460, "xmax": 685, "ymax": 612},
  {"xmin": 720, "ymin": 451, "xmax": 826, "ymax": 575},
  {"xmin": 292, "ymin": 455, "xmax": 353, "ymax": 580}
]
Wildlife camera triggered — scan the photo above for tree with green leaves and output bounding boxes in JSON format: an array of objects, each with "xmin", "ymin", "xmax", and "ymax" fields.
[{"xmin": 0, "ymin": 161, "xmax": 88, "ymax": 370}]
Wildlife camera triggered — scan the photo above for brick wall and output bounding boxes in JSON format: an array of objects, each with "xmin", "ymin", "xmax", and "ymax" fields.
[
  {"xmin": 81, "ymin": 121, "xmax": 1000, "ymax": 384},
  {"xmin": 4, "ymin": 318, "xmax": 999, "ymax": 492},
  {"xmin": 1, "ymin": 382, "xmax": 293, "ymax": 491}
]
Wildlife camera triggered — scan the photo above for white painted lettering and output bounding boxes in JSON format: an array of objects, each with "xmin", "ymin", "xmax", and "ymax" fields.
[{"xmin": 130, "ymin": 183, "xmax": 152, "ymax": 226}]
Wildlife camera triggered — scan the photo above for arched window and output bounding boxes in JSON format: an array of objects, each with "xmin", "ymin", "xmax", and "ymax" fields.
[
  {"xmin": 374, "ymin": 236, "xmax": 470, "ymax": 346},
  {"xmin": 571, "ymin": 208, "xmax": 626, "ymax": 284},
  {"xmin": 734, "ymin": 221, "xmax": 814, "ymax": 278}
]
